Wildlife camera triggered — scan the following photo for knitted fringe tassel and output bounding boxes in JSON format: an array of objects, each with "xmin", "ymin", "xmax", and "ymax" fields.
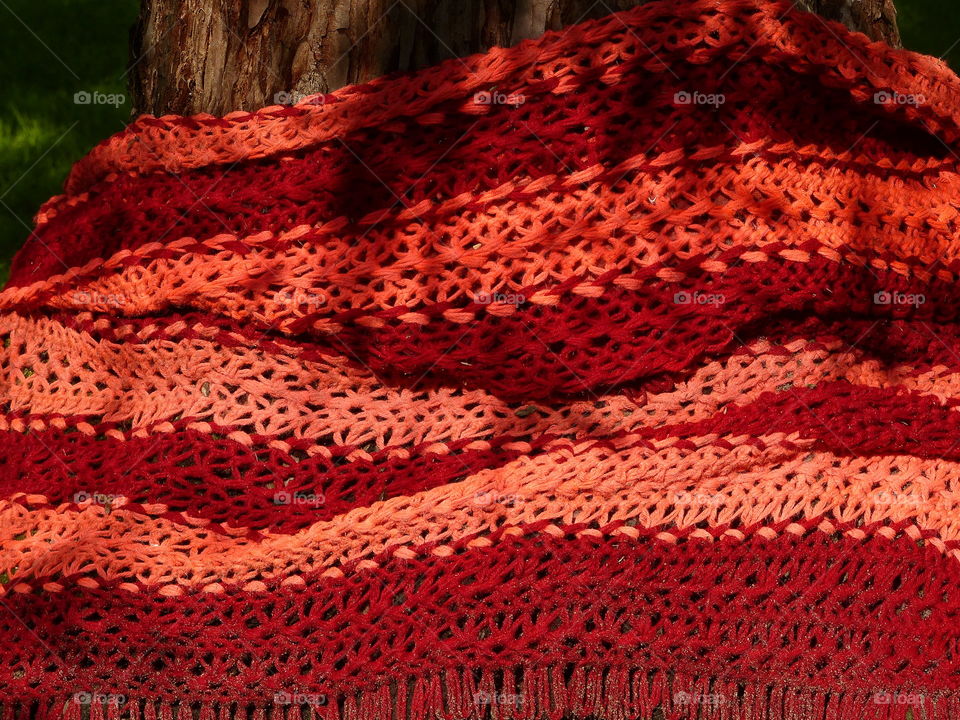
[{"xmin": 5, "ymin": 666, "xmax": 945, "ymax": 720}]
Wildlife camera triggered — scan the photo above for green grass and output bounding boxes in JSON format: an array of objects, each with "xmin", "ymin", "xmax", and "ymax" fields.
[
  {"xmin": 0, "ymin": 0, "xmax": 138, "ymax": 285},
  {"xmin": 897, "ymin": 0, "xmax": 960, "ymax": 70},
  {"xmin": 0, "ymin": 0, "xmax": 955, "ymax": 288}
]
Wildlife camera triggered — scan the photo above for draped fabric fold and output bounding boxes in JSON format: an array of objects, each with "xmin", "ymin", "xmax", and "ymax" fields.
[{"xmin": 2, "ymin": 1, "xmax": 960, "ymax": 717}]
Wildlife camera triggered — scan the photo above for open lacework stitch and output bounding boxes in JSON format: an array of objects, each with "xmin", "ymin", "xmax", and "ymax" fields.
[{"xmin": 2, "ymin": 1, "xmax": 960, "ymax": 718}]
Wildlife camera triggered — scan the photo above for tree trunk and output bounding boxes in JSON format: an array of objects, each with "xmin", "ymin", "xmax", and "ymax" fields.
[
  {"xmin": 797, "ymin": 0, "xmax": 899, "ymax": 49},
  {"xmin": 130, "ymin": 0, "xmax": 900, "ymax": 117}
]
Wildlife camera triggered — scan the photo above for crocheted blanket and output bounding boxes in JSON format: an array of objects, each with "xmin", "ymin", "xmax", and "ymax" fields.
[{"xmin": 3, "ymin": 0, "xmax": 960, "ymax": 718}]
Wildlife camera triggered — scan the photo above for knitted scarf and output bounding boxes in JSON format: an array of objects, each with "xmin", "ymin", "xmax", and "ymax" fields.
[{"xmin": 3, "ymin": 0, "xmax": 960, "ymax": 718}]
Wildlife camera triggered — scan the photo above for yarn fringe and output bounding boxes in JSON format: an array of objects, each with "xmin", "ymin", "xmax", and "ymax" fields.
[{"xmin": 4, "ymin": 665, "xmax": 948, "ymax": 720}]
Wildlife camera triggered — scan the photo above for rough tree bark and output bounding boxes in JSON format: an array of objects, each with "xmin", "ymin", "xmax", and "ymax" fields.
[
  {"xmin": 797, "ymin": 0, "xmax": 899, "ymax": 49},
  {"xmin": 130, "ymin": 0, "xmax": 900, "ymax": 117}
]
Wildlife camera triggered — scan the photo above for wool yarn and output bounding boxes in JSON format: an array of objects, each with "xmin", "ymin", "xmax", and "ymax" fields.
[{"xmin": 2, "ymin": 0, "xmax": 960, "ymax": 718}]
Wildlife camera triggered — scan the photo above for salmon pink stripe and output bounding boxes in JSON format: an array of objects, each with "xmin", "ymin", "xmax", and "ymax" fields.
[
  {"xmin": 10, "ymin": 157, "xmax": 960, "ymax": 321},
  {"xmin": 5, "ymin": 373, "xmax": 960, "ymax": 536},
  {"xmin": 5, "ymin": 311, "xmax": 960, "ymax": 453},
  {"xmin": 4, "ymin": 251, "xmax": 955, "ymax": 408},
  {"xmin": 11, "ymin": 436, "xmax": 960, "ymax": 591},
  {"xmin": 5, "ymin": 370, "xmax": 960, "ymax": 535},
  {"xmin": 7, "ymin": 238, "xmax": 956, "ymax": 359}
]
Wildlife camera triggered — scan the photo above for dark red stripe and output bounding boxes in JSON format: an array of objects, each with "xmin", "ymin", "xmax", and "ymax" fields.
[
  {"xmin": 9, "ymin": 54, "xmax": 947, "ymax": 287},
  {"xmin": 0, "ymin": 425, "xmax": 550, "ymax": 535},
  {"xmin": 13, "ymin": 247, "xmax": 960, "ymax": 404},
  {"xmin": 308, "ymin": 250, "xmax": 960, "ymax": 401},
  {"xmin": 643, "ymin": 381, "xmax": 960, "ymax": 459},
  {"xmin": 50, "ymin": 308, "xmax": 960, "ymax": 391},
  {"xmin": 2, "ymin": 518, "xmax": 957, "ymax": 705},
  {"xmin": 4, "ymin": 374, "xmax": 957, "ymax": 535}
]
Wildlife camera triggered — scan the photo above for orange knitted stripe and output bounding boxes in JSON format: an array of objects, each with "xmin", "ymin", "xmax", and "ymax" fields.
[
  {"xmin": 10, "ymin": 157, "xmax": 960, "ymax": 326},
  {"xmin": 8, "ymin": 438, "xmax": 960, "ymax": 592},
  {"xmin": 4, "ymin": 313, "xmax": 957, "ymax": 451},
  {"xmin": 32, "ymin": 123, "xmax": 957, "ymax": 242}
]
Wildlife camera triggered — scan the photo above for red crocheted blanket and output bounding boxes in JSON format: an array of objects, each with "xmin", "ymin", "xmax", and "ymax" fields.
[{"xmin": 2, "ymin": 0, "xmax": 960, "ymax": 718}]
